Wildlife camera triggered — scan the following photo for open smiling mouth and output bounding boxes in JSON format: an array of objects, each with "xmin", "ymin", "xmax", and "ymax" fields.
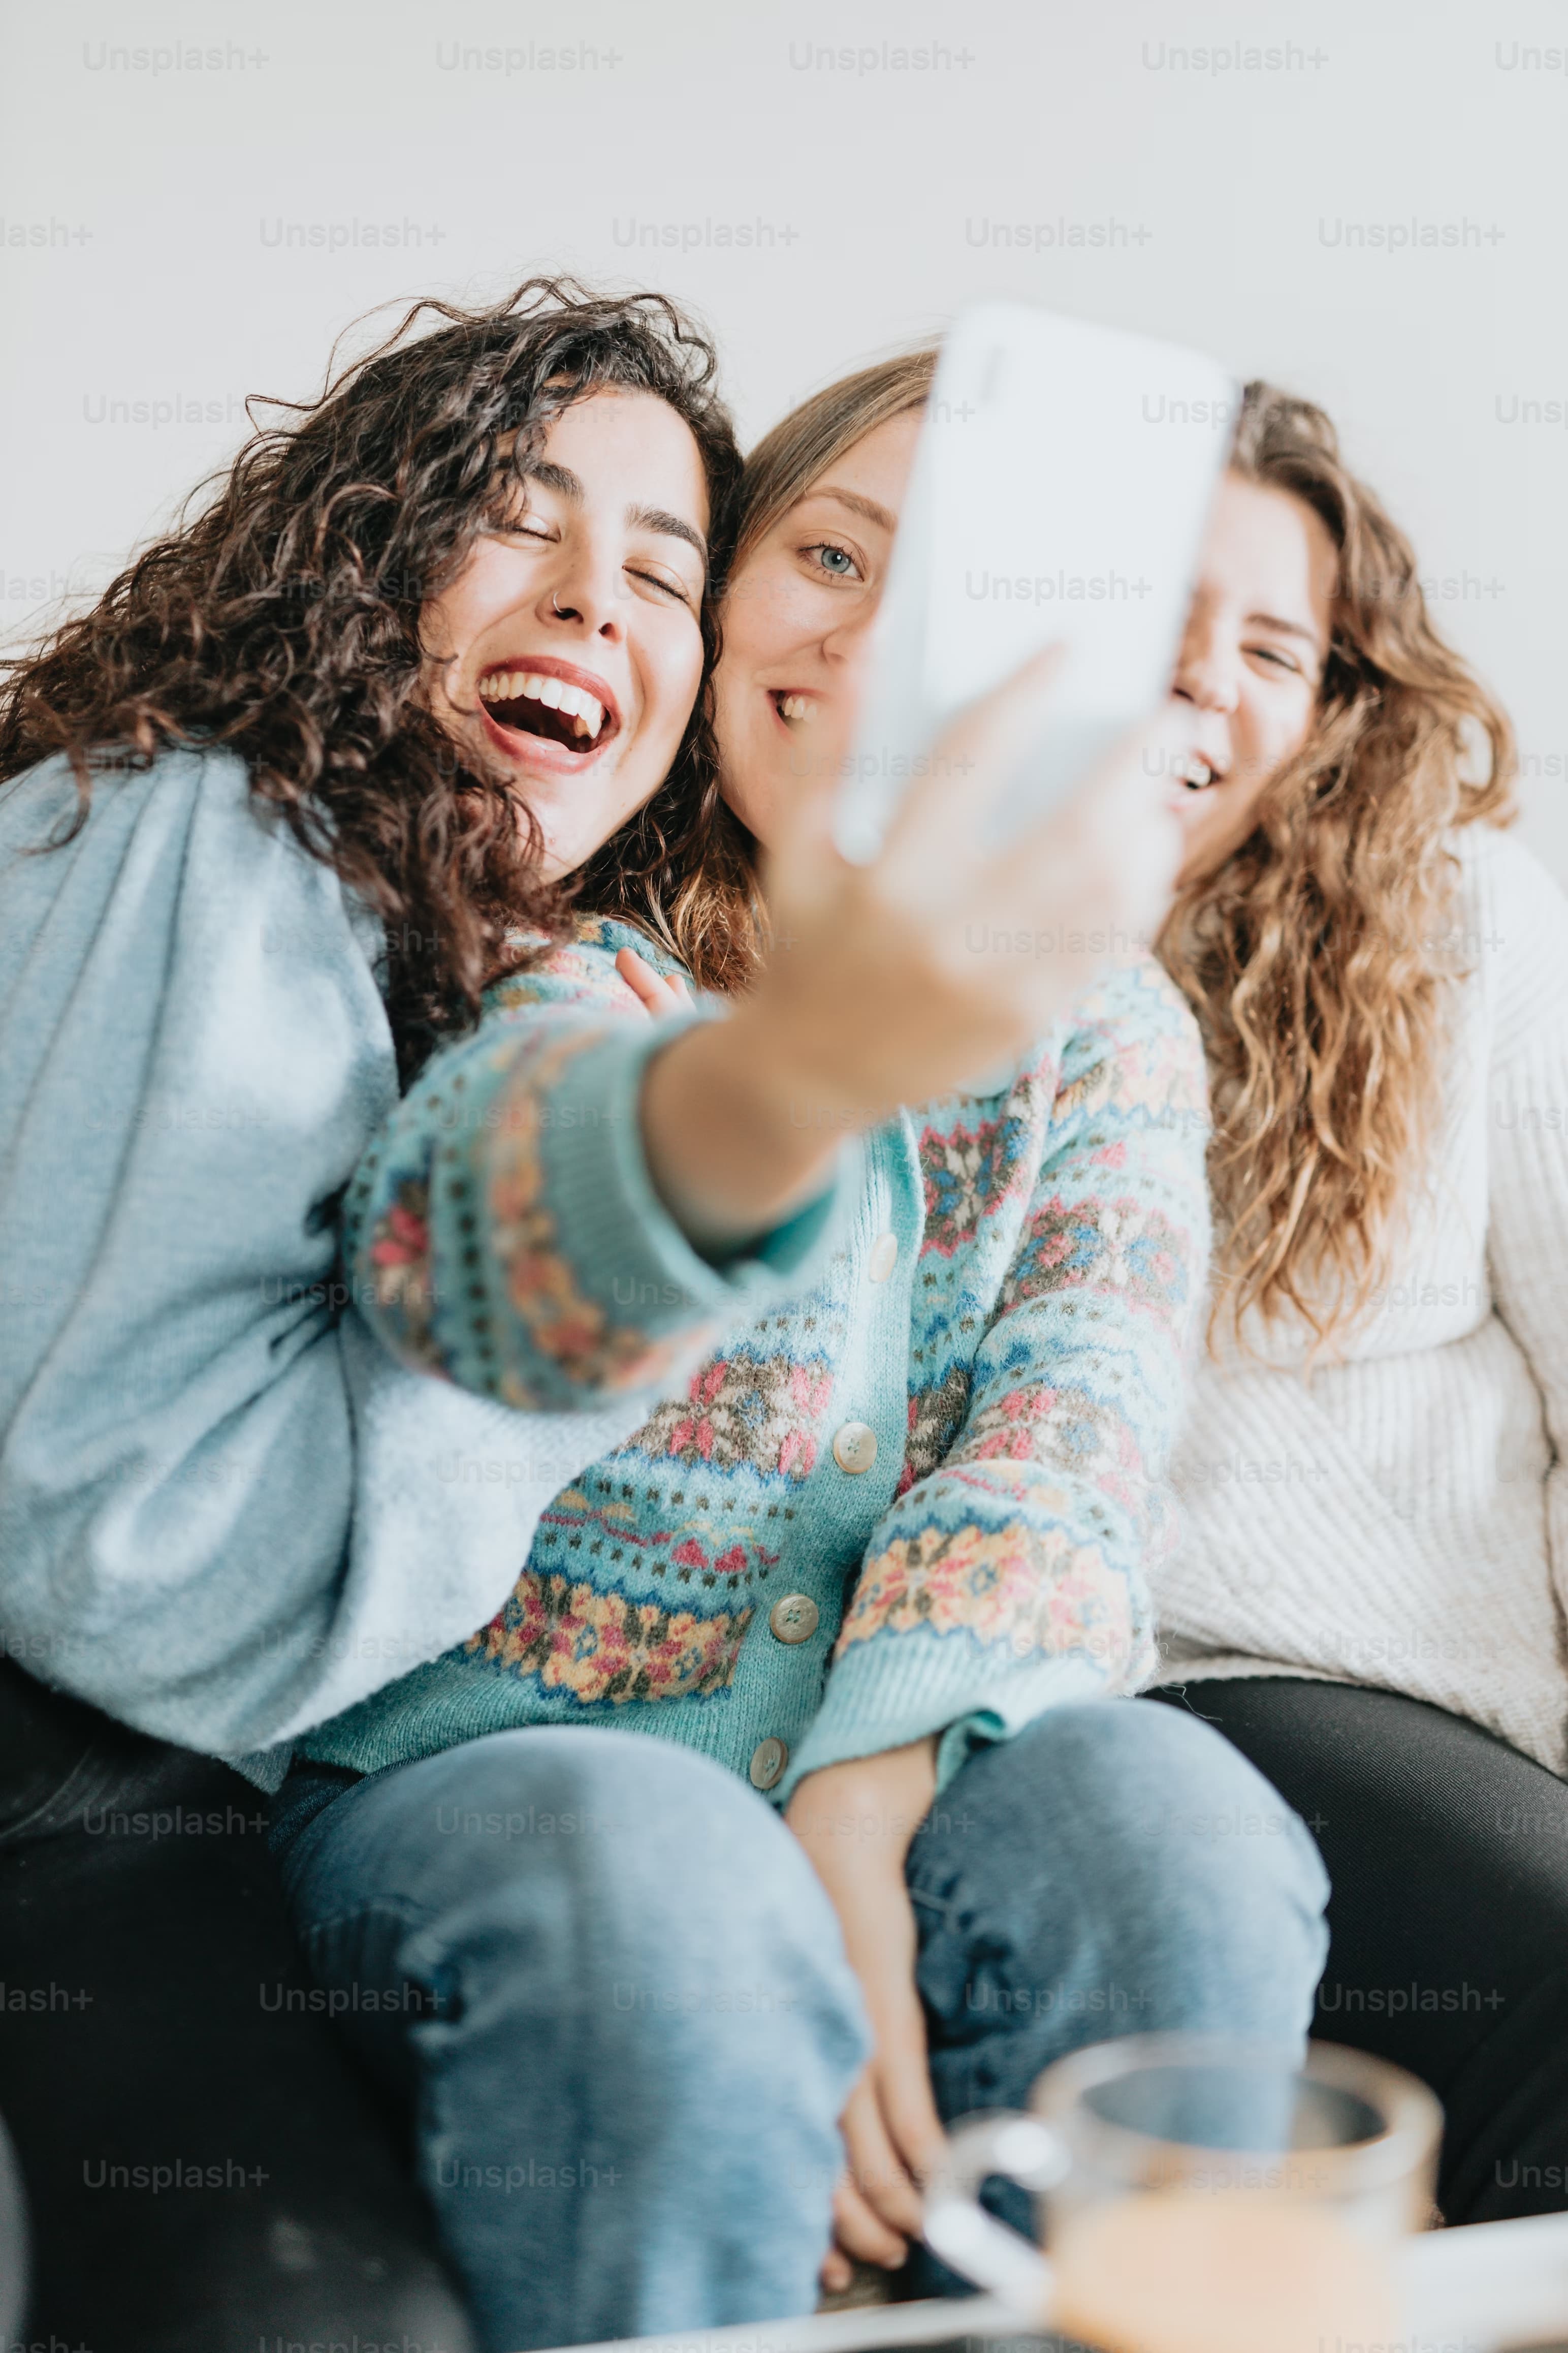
[
  {"xmin": 771, "ymin": 691, "xmax": 817, "ymax": 727},
  {"xmin": 476, "ymin": 665, "xmax": 618, "ymax": 756}
]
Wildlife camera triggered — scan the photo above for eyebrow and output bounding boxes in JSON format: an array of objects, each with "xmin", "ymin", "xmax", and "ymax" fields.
[
  {"xmin": 519, "ymin": 459, "xmax": 708, "ymax": 565},
  {"xmin": 801, "ymin": 485, "xmax": 900, "ymax": 535},
  {"xmin": 627, "ymin": 503, "xmax": 708, "ymax": 564}
]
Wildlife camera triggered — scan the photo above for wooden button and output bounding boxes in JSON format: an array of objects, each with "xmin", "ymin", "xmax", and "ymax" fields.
[
  {"xmin": 868, "ymin": 1232, "xmax": 899, "ymax": 1284},
  {"xmin": 769, "ymin": 1593, "xmax": 820, "ymax": 1645},
  {"xmin": 833, "ymin": 1422, "xmax": 878, "ymax": 1475}
]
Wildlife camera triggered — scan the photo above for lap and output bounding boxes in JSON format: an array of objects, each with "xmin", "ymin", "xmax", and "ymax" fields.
[
  {"xmin": 275, "ymin": 1728, "xmax": 865, "ymax": 2080},
  {"xmin": 908, "ymin": 1695, "xmax": 1327, "ymax": 1926},
  {"xmin": 278, "ymin": 1723, "xmax": 829, "ymax": 1932},
  {"xmin": 1149, "ymin": 1677, "xmax": 1568, "ymax": 2073},
  {"xmin": 907, "ymin": 1698, "xmax": 1329, "ymax": 2119},
  {"xmin": 1148, "ymin": 1676, "xmax": 1568, "ymax": 2222},
  {"xmin": 272, "ymin": 1728, "xmax": 868, "ymax": 2349}
]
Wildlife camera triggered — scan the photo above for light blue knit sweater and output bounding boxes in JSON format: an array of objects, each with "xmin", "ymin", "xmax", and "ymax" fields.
[{"xmin": 0, "ymin": 749, "xmax": 686, "ymax": 1781}]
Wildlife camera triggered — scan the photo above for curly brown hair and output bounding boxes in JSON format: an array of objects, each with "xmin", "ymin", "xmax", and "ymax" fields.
[
  {"xmin": 0, "ymin": 276, "xmax": 756, "ymax": 1077},
  {"xmin": 1158, "ymin": 381, "xmax": 1515, "ymax": 1353}
]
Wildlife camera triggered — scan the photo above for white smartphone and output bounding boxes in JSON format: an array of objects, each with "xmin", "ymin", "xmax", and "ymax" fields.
[{"xmin": 835, "ymin": 303, "xmax": 1237, "ymax": 862}]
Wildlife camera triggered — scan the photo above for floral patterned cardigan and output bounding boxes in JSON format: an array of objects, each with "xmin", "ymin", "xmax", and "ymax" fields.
[{"xmin": 299, "ymin": 920, "xmax": 1211, "ymax": 1805}]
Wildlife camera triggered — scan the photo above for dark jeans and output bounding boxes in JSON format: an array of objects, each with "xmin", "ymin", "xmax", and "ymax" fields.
[
  {"xmin": 0, "ymin": 1658, "xmax": 473, "ymax": 2351},
  {"xmin": 1151, "ymin": 1676, "xmax": 1568, "ymax": 2224}
]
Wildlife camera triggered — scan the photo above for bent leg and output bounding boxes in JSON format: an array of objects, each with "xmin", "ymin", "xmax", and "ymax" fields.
[
  {"xmin": 1152, "ymin": 1677, "xmax": 1568, "ymax": 2224},
  {"xmin": 911, "ymin": 1697, "xmax": 1329, "ymax": 2123},
  {"xmin": 276, "ymin": 1729, "xmax": 869, "ymax": 2352}
]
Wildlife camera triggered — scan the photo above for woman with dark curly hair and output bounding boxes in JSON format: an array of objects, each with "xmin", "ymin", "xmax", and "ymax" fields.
[
  {"xmin": 1144, "ymin": 383, "xmax": 1568, "ymax": 2227},
  {"xmin": 0, "ymin": 274, "xmax": 746, "ymax": 2343},
  {"xmin": 0, "ymin": 273, "xmax": 748, "ymax": 1749}
]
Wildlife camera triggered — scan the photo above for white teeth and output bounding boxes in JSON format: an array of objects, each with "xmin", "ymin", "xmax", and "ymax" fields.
[
  {"xmin": 554, "ymin": 682, "xmax": 604, "ymax": 734},
  {"xmin": 476, "ymin": 669, "xmax": 607, "ymax": 741},
  {"xmin": 778, "ymin": 694, "xmax": 815, "ymax": 724},
  {"xmin": 1177, "ymin": 752, "xmax": 1217, "ymax": 788}
]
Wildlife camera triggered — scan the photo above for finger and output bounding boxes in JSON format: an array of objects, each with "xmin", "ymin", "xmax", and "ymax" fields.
[
  {"xmin": 842, "ymin": 2074, "xmax": 925, "ymax": 2238},
  {"xmin": 884, "ymin": 642, "xmax": 1069, "ymax": 874},
  {"xmin": 857, "ymin": 1978, "xmax": 946, "ymax": 2186},
  {"xmin": 819, "ymin": 2245, "xmax": 854, "ymax": 2297},
  {"xmin": 615, "ymin": 946, "xmax": 665, "ymax": 1012},
  {"xmin": 831, "ymin": 2173, "xmax": 908, "ymax": 2271},
  {"xmin": 876, "ymin": 2037, "xmax": 947, "ymax": 2184}
]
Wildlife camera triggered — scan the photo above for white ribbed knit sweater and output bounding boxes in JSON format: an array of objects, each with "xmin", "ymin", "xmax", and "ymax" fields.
[{"xmin": 1151, "ymin": 824, "xmax": 1568, "ymax": 1775}]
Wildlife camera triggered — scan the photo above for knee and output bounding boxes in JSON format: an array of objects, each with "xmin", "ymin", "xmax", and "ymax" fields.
[
  {"xmin": 409, "ymin": 1730, "xmax": 867, "ymax": 2080},
  {"xmin": 959, "ymin": 1702, "xmax": 1329, "ymax": 2026},
  {"xmin": 1119, "ymin": 1702, "xmax": 1328, "ymax": 1937}
]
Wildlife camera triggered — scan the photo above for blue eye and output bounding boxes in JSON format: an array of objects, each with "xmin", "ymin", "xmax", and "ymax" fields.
[{"xmin": 808, "ymin": 543, "xmax": 858, "ymax": 578}]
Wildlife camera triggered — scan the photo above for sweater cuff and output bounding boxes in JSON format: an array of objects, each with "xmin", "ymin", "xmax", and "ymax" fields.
[
  {"xmin": 532, "ymin": 1010, "xmax": 848, "ymax": 1320},
  {"xmin": 369, "ymin": 1006, "xmax": 857, "ymax": 1409},
  {"xmin": 776, "ymin": 1633, "xmax": 1106, "ymax": 1806}
]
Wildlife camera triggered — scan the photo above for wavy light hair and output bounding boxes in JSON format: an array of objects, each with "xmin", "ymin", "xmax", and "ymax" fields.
[
  {"xmin": 727, "ymin": 347, "xmax": 937, "ymax": 588},
  {"xmin": 0, "ymin": 277, "xmax": 753, "ymax": 1077},
  {"xmin": 1158, "ymin": 382, "xmax": 1515, "ymax": 1352},
  {"xmin": 714, "ymin": 347, "xmax": 936, "ymax": 939}
]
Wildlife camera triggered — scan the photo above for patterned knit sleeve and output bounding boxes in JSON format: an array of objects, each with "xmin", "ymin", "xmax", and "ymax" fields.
[
  {"xmin": 344, "ymin": 949, "xmax": 854, "ymax": 1415},
  {"xmin": 781, "ymin": 958, "xmax": 1211, "ymax": 1799}
]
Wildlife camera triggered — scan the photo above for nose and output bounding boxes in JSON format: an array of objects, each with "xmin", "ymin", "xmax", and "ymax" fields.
[
  {"xmin": 538, "ymin": 538, "xmax": 625, "ymax": 644},
  {"xmin": 1173, "ymin": 610, "xmax": 1240, "ymax": 717}
]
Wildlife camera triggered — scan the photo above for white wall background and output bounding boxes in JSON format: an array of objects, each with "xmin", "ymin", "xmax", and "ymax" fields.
[{"xmin": 4, "ymin": 0, "xmax": 1565, "ymax": 876}]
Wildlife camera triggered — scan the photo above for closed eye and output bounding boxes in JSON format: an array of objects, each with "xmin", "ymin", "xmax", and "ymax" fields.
[
  {"xmin": 628, "ymin": 564, "xmax": 693, "ymax": 606},
  {"xmin": 1248, "ymin": 643, "xmax": 1303, "ymax": 673}
]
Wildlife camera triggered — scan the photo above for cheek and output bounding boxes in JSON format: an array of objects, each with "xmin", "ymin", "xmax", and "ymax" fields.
[
  {"xmin": 727, "ymin": 562, "xmax": 823, "ymax": 666},
  {"xmin": 639, "ymin": 619, "xmax": 705, "ymax": 746},
  {"xmin": 1245, "ymin": 681, "xmax": 1317, "ymax": 770}
]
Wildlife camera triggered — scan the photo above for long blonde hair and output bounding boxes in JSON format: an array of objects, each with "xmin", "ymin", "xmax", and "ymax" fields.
[{"xmin": 1158, "ymin": 383, "xmax": 1515, "ymax": 1351}]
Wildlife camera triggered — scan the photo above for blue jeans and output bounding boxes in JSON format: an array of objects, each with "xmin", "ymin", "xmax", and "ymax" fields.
[{"xmin": 272, "ymin": 1701, "xmax": 1328, "ymax": 2352}]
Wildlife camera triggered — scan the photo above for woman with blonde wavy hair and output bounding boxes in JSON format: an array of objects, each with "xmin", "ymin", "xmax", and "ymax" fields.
[{"xmin": 1147, "ymin": 381, "xmax": 1568, "ymax": 2225}]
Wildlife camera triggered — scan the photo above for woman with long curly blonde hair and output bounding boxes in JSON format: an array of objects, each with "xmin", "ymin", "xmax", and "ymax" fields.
[{"xmin": 1149, "ymin": 382, "xmax": 1568, "ymax": 2224}]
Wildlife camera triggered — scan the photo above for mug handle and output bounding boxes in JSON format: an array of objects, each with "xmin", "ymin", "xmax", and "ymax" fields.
[{"xmin": 922, "ymin": 2111, "xmax": 1070, "ymax": 2317}]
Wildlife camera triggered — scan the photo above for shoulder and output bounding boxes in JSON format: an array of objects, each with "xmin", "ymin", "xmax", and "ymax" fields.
[
  {"xmin": 1451, "ymin": 819, "xmax": 1567, "ymax": 930},
  {"xmin": 2, "ymin": 739, "xmax": 236, "ymax": 849},
  {"xmin": 0, "ymin": 741, "xmax": 382, "ymax": 1006},
  {"xmin": 1, "ymin": 740, "xmax": 314, "ymax": 880},
  {"xmin": 1447, "ymin": 822, "xmax": 1568, "ymax": 1045}
]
